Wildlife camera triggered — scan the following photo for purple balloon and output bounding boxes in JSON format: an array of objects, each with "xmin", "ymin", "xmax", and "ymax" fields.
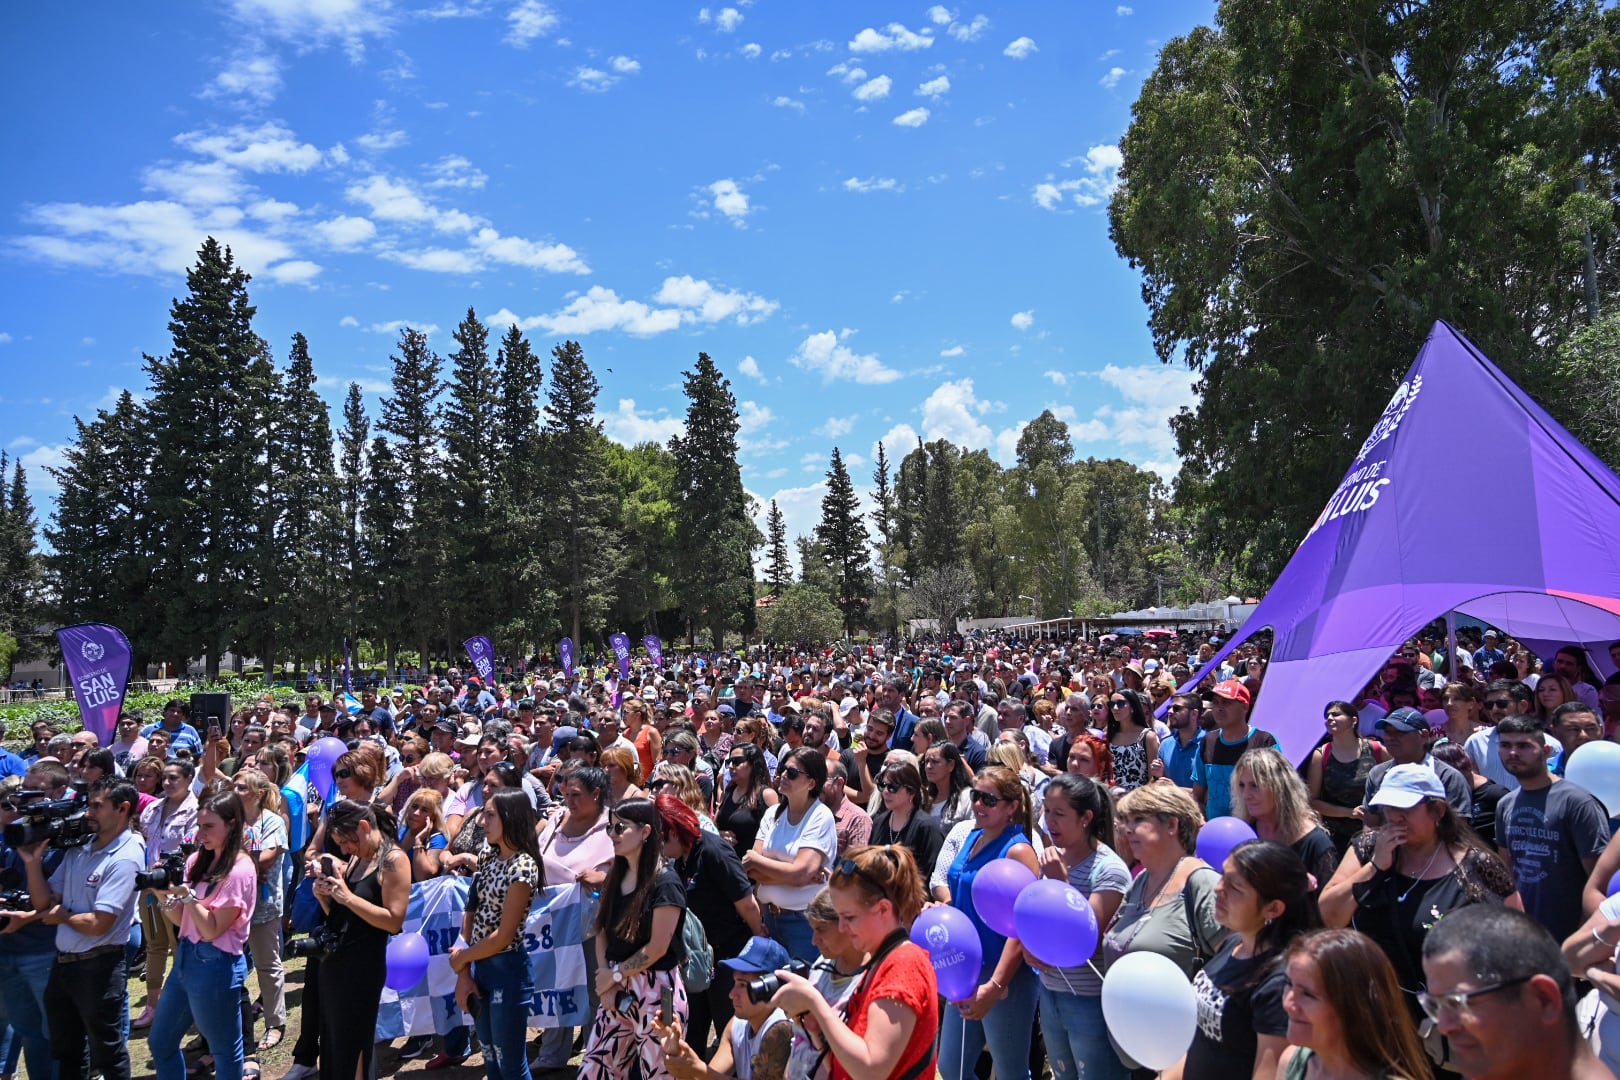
[
  {"xmin": 1196, "ymin": 816, "xmax": 1259, "ymax": 870},
  {"xmin": 384, "ymin": 932, "xmax": 431, "ymax": 992},
  {"xmin": 306, "ymin": 736, "xmax": 347, "ymax": 802},
  {"xmin": 1607, "ymin": 869, "xmax": 1620, "ymax": 898},
  {"xmin": 971, "ymin": 857, "xmax": 1036, "ymax": 938},
  {"xmin": 1013, "ymin": 879, "xmax": 1099, "ymax": 968},
  {"xmin": 910, "ymin": 905, "xmax": 983, "ymax": 1002}
]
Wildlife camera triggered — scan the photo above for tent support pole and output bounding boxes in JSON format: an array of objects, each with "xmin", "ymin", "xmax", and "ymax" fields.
[{"xmin": 1446, "ymin": 610, "xmax": 1459, "ymax": 680}]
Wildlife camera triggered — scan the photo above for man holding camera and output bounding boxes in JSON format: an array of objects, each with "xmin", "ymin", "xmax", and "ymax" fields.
[
  {"xmin": 0, "ymin": 772, "xmax": 69, "ymax": 1080},
  {"xmin": 20, "ymin": 777, "xmax": 145, "ymax": 1080},
  {"xmin": 655, "ymin": 936, "xmax": 794, "ymax": 1080}
]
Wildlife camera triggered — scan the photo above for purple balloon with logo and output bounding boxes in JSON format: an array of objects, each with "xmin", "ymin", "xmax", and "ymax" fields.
[
  {"xmin": 1014, "ymin": 879, "xmax": 1099, "ymax": 967},
  {"xmin": 971, "ymin": 857, "xmax": 1036, "ymax": 938},
  {"xmin": 1196, "ymin": 816, "xmax": 1258, "ymax": 870},
  {"xmin": 384, "ymin": 932, "xmax": 431, "ymax": 992},
  {"xmin": 306, "ymin": 736, "xmax": 347, "ymax": 802},
  {"xmin": 910, "ymin": 904, "xmax": 982, "ymax": 1002}
]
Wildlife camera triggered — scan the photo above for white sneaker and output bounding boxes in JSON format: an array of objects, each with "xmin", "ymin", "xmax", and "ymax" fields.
[{"xmin": 281, "ymin": 1064, "xmax": 319, "ymax": 1080}]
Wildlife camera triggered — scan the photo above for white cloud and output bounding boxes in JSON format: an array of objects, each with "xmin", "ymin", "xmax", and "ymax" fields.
[
  {"xmin": 1011, "ymin": 309, "xmax": 1034, "ymax": 330},
  {"xmin": 1003, "ymin": 35, "xmax": 1037, "ymax": 59},
  {"xmin": 737, "ymin": 400, "xmax": 785, "ymax": 455},
  {"xmin": 738, "ymin": 355, "xmax": 765, "ymax": 382},
  {"xmin": 505, "ymin": 0, "xmax": 559, "ymax": 46},
  {"xmin": 892, "ymin": 107, "xmax": 930, "ymax": 127},
  {"xmin": 384, "ymin": 247, "xmax": 481, "ymax": 273},
  {"xmin": 927, "ymin": 5, "xmax": 953, "ymax": 25},
  {"xmin": 569, "ymin": 66, "xmax": 620, "ymax": 92},
  {"xmin": 772, "ymin": 95, "xmax": 806, "ymax": 113},
  {"xmin": 15, "ymin": 198, "xmax": 297, "ymax": 279},
  {"xmin": 1032, "ymin": 144, "xmax": 1123, "ymax": 210},
  {"xmin": 750, "ymin": 479, "xmax": 827, "ymax": 569},
  {"xmin": 364, "ymin": 319, "xmax": 441, "ymax": 337},
  {"xmin": 790, "ymin": 330, "xmax": 902, "ymax": 384},
  {"xmin": 843, "ymin": 176, "xmax": 902, "ymax": 193},
  {"xmin": 921, "ymin": 378, "xmax": 993, "ymax": 447},
  {"xmin": 226, "ymin": 0, "xmax": 392, "ymax": 56},
  {"xmin": 939, "ymin": 345, "xmax": 964, "ymax": 357},
  {"xmin": 425, "ymin": 154, "xmax": 487, "ymax": 189},
  {"xmin": 916, "ymin": 75, "xmax": 950, "ymax": 99},
  {"xmin": 143, "ymin": 161, "xmax": 249, "ymax": 206},
  {"xmin": 248, "ymin": 197, "xmax": 299, "ymax": 221},
  {"xmin": 347, "ymin": 174, "xmax": 436, "ymax": 222},
  {"xmin": 948, "ymin": 14, "xmax": 989, "ymax": 41},
  {"xmin": 266, "ymin": 259, "xmax": 322, "ymax": 284},
  {"xmin": 739, "ymin": 42, "xmax": 761, "ymax": 59},
  {"xmin": 1116, "ymin": 5, "xmax": 1133, "ymax": 14},
  {"xmin": 208, "ymin": 53, "xmax": 283, "ymax": 104},
  {"xmin": 339, "ymin": 315, "xmax": 360, "ymax": 327},
  {"xmin": 356, "ymin": 128, "xmax": 408, "ymax": 153},
  {"xmin": 1062, "ymin": 363, "xmax": 1198, "ymax": 479},
  {"xmin": 708, "ymin": 178, "xmax": 752, "ymax": 224},
  {"xmin": 873, "ymin": 422, "xmax": 920, "ymax": 462},
  {"xmin": 827, "ymin": 61, "xmax": 867, "ymax": 84},
  {"xmin": 487, "ymin": 275, "xmax": 775, "ymax": 336},
  {"xmin": 610, "ymin": 55, "xmax": 641, "ymax": 73},
  {"xmin": 1043, "ymin": 370, "xmax": 1068, "ymax": 386},
  {"xmin": 852, "ymin": 75, "xmax": 892, "ymax": 102},
  {"xmin": 470, "ymin": 227, "xmax": 590, "ymax": 273},
  {"xmin": 849, "ymin": 23, "xmax": 934, "ymax": 53},
  {"xmin": 817, "ymin": 416, "xmax": 855, "ymax": 438},
  {"xmin": 20, "ymin": 444, "xmax": 69, "ymax": 496},
  {"xmin": 1100, "ymin": 66, "xmax": 1126, "ymax": 89},
  {"xmin": 174, "ymin": 121, "xmax": 323, "ymax": 172},
  {"xmin": 0, "ymin": 333, "xmax": 11, "ymax": 345},
  {"xmin": 653, "ymin": 275, "xmax": 778, "ymax": 324},
  {"xmin": 706, "ymin": 6, "xmax": 743, "ymax": 31},
  {"xmin": 602, "ymin": 398, "xmax": 685, "ymax": 446}
]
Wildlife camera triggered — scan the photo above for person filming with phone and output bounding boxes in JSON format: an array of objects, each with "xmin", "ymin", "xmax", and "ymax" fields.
[{"xmin": 447, "ymin": 788, "xmax": 544, "ymax": 1080}]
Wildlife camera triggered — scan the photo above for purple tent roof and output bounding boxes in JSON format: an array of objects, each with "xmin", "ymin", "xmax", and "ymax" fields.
[{"xmin": 1182, "ymin": 321, "xmax": 1620, "ymax": 761}]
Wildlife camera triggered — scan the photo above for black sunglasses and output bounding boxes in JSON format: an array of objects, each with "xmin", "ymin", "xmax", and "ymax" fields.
[
  {"xmin": 333, "ymin": 768, "xmax": 353, "ymax": 781},
  {"xmin": 970, "ymin": 789, "xmax": 1006, "ymax": 807},
  {"xmin": 834, "ymin": 856, "xmax": 889, "ymax": 898},
  {"xmin": 609, "ymin": 820, "xmax": 639, "ymax": 836},
  {"xmin": 1110, "ymin": 700, "xmax": 1130, "ymax": 708},
  {"xmin": 879, "ymin": 782, "xmax": 905, "ymax": 794},
  {"xmin": 727, "ymin": 757, "xmax": 748, "ymax": 768},
  {"xmin": 781, "ymin": 766, "xmax": 805, "ymax": 781},
  {"xmin": 664, "ymin": 746, "xmax": 687, "ymax": 757}
]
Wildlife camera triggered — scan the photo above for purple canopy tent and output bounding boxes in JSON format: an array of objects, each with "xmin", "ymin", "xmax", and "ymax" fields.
[{"xmin": 1177, "ymin": 321, "xmax": 1620, "ymax": 762}]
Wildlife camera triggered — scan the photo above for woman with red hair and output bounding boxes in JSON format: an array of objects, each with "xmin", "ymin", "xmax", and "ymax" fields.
[{"xmin": 654, "ymin": 793, "xmax": 767, "ymax": 1056}]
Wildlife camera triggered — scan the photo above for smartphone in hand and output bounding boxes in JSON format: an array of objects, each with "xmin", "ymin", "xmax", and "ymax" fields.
[
  {"xmin": 320, "ymin": 854, "xmax": 337, "ymax": 879},
  {"xmin": 659, "ymin": 985, "xmax": 675, "ymax": 1026}
]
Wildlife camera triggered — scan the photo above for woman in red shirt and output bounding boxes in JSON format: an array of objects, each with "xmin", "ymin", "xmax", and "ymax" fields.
[{"xmin": 767, "ymin": 844, "xmax": 938, "ymax": 1080}]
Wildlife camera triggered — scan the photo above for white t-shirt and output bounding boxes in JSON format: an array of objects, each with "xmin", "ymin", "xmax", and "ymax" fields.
[{"xmin": 754, "ymin": 801, "xmax": 838, "ymax": 911}]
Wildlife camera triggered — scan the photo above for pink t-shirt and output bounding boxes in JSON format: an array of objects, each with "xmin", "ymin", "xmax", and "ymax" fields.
[{"xmin": 179, "ymin": 852, "xmax": 257, "ymax": 955}]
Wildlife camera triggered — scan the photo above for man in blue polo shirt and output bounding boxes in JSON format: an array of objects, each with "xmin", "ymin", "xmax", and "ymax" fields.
[{"xmin": 139, "ymin": 700, "xmax": 202, "ymax": 759}]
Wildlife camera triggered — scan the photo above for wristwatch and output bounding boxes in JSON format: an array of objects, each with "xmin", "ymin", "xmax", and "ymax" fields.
[{"xmin": 610, "ymin": 963, "xmax": 625, "ymax": 985}]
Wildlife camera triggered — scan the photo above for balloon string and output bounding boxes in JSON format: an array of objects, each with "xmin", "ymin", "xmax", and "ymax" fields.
[{"xmin": 1087, "ymin": 960, "xmax": 1106, "ymax": 983}]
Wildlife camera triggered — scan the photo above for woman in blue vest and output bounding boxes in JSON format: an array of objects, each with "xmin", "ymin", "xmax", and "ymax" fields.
[{"xmin": 934, "ymin": 765, "xmax": 1041, "ymax": 1080}]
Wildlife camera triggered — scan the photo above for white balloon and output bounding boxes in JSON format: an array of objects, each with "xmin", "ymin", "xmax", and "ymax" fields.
[
  {"xmin": 1101, "ymin": 951, "xmax": 1198, "ymax": 1070},
  {"xmin": 1566, "ymin": 740, "xmax": 1620, "ymax": 815}
]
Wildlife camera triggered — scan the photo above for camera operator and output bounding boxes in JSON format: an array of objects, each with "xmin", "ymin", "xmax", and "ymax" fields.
[
  {"xmin": 134, "ymin": 758, "xmax": 198, "ymax": 1028},
  {"xmin": 147, "ymin": 790, "xmax": 256, "ymax": 1080},
  {"xmin": 0, "ymin": 773, "xmax": 68, "ymax": 1080},
  {"xmin": 655, "ymin": 937, "xmax": 793, "ymax": 1080},
  {"xmin": 20, "ymin": 777, "xmax": 145, "ymax": 1080}
]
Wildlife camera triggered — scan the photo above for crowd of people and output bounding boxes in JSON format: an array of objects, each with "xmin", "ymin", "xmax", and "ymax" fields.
[{"xmin": 1, "ymin": 625, "xmax": 1620, "ymax": 1080}]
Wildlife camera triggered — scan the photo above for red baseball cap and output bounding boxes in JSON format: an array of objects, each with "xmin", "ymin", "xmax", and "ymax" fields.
[{"xmin": 1212, "ymin": 680, "xmax": 1252, "ymax": 706}]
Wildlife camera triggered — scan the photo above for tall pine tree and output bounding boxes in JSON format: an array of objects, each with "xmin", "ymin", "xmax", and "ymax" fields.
[
  {"xmin": 671, "ymin": 354, "xmax": 760, "ymax": 648},
  {"xmin": 814, "ymin": 448, "xmax": 872, "ymax": 634},
  {"xmin": 764, "ymin": 499, "xmax": 791, "ymax": 599},
  {"xmin": 870, "ymin": 442, "xmax": 901, "ymax": 635},
  {"xmin": 543, "ymin": 340, "xmax": 621, "ymax": 647},
  {"xmin": 491, "ymin": 323, "xmax": 550, "ymax": 647},
  {"xmin": 141, "ymin": 238, "xmax": 278, "ymax": 677},
  {"xmin": 442, "ymin": 308, "xmax": 501, "ymax": 644},
  {"xmin": 377, "ymin": 326, "xmax": 446, "ymax": 666},
  {"xmin": 0, "ymin": 456, "xmax": 42, "ymax": 651},
  {"xmin": 336, "ymin": 382, "xmax": 370, "ymax": 655}
]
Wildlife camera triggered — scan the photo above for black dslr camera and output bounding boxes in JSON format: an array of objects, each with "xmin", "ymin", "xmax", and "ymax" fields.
[
  {"xmin": 746, "ymin": 959, "xmax": 811, "ymax": 1003},
  {"xmin": 285, "ymin": 927, "xmax": 342, "ymax": 960},
  {"xmin": 133, "ymin": 843, "xmax": 196, "ymax": 891},
  {"xmin": 2, "ymin": 790, "xmax": 94, "ymax": 850}
]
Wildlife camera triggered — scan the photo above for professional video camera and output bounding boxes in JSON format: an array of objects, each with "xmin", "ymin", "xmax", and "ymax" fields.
[
  {"xmin": 745, "ymin": 959, "xmax": 811, "ymax": 1004},
  {"xmin": 1, "ymin": 790, "xmax": 94, "ymax": 849},
  {"xmin": 133, "ymin": 842, "xmax": 197, "ymax": 892}
]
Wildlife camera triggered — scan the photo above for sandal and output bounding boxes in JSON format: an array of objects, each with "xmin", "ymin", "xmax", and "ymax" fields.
[
  {"xmin": 244, "ymin": 1058, "xmax": 262, "ymax": 1080},
  {"xmin": 257, "ymin": 1028, "xmax": 285, "ymax": 1052}
]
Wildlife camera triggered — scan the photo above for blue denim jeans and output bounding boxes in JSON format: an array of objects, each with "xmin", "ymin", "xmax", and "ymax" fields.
[
  {"xmin": 763, "ymin": 908, "xmax": 816, "ymax": 963},
  {"xmin": 149, "ymin": 938, "xmax": 249, "ymax": 1080},
  {"xmin": 1038, "ymin": 985, "xmax": 1126, "ymax": 1080},
  {"xmin": 0, "ymin": 948, "xmax": 55, "ymax": 1080},
  {"xmin": 472, "ymin": 949, "xmax": 534, "ymax": 1080},
  {"xmin": 938, "ymin": 962, "xmax": 1039, "ymax": 1080}
]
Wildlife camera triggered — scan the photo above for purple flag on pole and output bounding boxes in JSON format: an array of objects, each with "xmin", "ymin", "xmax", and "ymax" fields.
[
  {"xmin": 56, "ymin": 623, "xmax": 132, "ymax": 746},
  {"xmin": 343, "ymin": 637, "xmax": 353, "ymax": 694},
  {"xmin": 1173, "ymin": 321, "xmax": 1620, "ymax": 761},
  {"xmin": 643, "ymin": 635, "xmax": 663, "ymax": 669},
  {"xmin": 558, "ymin": 638, "xmax": 575, "ymax": 678},
  {"xmin": 463, "ymin": 636, "xmax": 496, "ymax": 685},
  {"xmin": 609, "ymin": 632, "xmax": 632, "ymax": 680}
]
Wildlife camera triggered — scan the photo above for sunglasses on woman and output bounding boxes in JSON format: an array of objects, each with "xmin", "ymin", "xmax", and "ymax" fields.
[
  {"xmin": 333, "ymin": 768, "xmax": 353, "ymax": 781},
  {"xmin": 879, "ymin": 782, "xmax": 905, "ymax": 794},
  {"xmin": 727, "ymin": 757, "xmax": 748, "ymax": 768},
  {"xmin": 609, "ymin": 820, "xmax": 639, "ymax": 836},
  {"xmin": 834, "ymin": 857, "xmax": 889, "ymax": 899},
  {"xmin": 781, "ymin": 766, "xmax": 805, "ymax": 781},
  {"xmin": 970, "ymin": 789, "xmax": 1006, "ymax": 807}
]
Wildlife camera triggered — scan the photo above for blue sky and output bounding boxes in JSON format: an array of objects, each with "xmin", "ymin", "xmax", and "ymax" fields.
[{"xmin": 1, "ymin": 0, "xmax": 1214, "ymax": 558}]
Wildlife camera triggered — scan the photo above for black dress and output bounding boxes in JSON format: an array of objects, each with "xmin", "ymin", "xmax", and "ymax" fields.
[
  {"xmin": 318, "ymin": 856, "xmax": 392, "ymax": 1080},
  {"xmin": 715, "ymin": 788, "xmax": 769, "ymax": 856},
  {"xmin": 870, "ymin": 807, "xmax": 946, "ymax": 879}
]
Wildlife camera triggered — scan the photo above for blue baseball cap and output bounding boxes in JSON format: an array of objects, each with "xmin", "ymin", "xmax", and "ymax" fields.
[{"xmin": 720, "ymin": 936, "xmax": 792, "ymax": 974}]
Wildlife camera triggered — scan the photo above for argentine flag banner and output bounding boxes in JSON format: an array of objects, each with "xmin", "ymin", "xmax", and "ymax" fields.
[{"xmin": 374, "ymin": 875, "xmax": 596, "ymax": 1040}]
